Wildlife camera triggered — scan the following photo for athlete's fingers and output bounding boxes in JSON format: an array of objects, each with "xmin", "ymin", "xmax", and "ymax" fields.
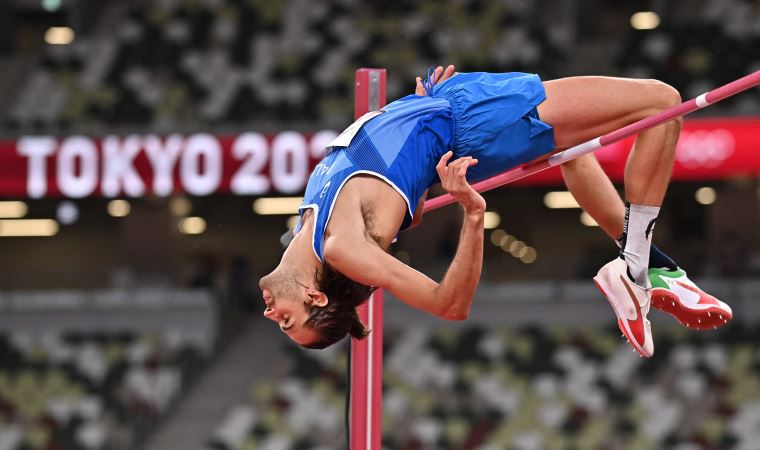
[
  {"xmin": 462, "ymin": 158, "xmax": 478, "ymax": 181},
  {"xmin": 447, "ymin": 158, "xmax": 471, "ymax": 183},
  {"xmin": 435, "ymin": 153, "xmax": 485, "ymax": 210},
  {"xmin": 437, "ymin": 151, "xmax": 453, "ymax": 169},
  {"xmin": 446, "ymin": 157, "xmax": 470, "ymax": 175},
  {"xmin": 436, "ymin": 151, "xmax": 453, "ymax": 177},
  {"xmin": 453, "ymin": 159, "xmax": 477, "ymax": 183},
  {"xmin": 451, "ymin": 156, "xmax": 473, "ymax": 168},
  {"xmin": 457, "ymin": 161, "xmax": 469, "ymax": 178},
  {"xmin": 417, "ymin": 65, "xmax": 453, "ymax": 96},
  {"xmin": 441, "ymin": 65, "xmax": 456, "ymax": 82},
  {"xmin": 457, "ymin": 160, "xmax": 476, "ymax": 182},
  {"xmin": 440, "ymin": 155, "xmax": 474, "ymax": 189}
]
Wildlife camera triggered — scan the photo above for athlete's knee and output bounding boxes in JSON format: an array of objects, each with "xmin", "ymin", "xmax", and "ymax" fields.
[
  {"xmin": 655, "ymin": 81, "xmax": 684, "ymax": 131},
  {"xmin": 627, "ymin": 79, "xmax": 683, "ymax": 130},
  {"xmin": 643, "ymin": 79, "xmax": 682, "ymax": 111}
]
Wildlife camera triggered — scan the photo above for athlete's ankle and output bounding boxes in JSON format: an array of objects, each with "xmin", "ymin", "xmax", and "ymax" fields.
[
  {"xmin": 619, "ymin": 203, "xmax": 660, "ymax": 287},
  {"xmin": 617, "ymin": 235, "xmax": 679, "ymax": 271}
]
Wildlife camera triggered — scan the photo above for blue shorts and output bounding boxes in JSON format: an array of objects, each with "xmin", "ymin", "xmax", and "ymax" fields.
[{"xmin": 431, "ymin": 72, "xmax": 555, "ymax": 182}]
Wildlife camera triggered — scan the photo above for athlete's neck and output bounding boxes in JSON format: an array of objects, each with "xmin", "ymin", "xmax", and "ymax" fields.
[{"xmin": 279, "ymin": 209, "xmax": 321, "ymax": 275}]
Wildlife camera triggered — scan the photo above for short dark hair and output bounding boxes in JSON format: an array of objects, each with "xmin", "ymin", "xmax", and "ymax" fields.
[{"xmin": 301, "ymin": 263, "xmax": 375, "ymax": 349}]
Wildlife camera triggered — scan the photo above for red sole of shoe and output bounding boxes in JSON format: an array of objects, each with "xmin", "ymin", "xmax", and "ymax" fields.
[
  {"xmin": 650, "ymin": 289, "xmax": 732, "ymax": 330},
  {"xmin": 593, "ymin": 279, "xmax": 649, "ymax": 358}
]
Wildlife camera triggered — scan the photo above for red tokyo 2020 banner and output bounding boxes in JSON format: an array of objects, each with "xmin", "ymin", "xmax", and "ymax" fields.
[
  {"xmin": 0, "ymin": 118, "xmax": 758, "ymax": 199},
  {"xmin": 0, "ymin": 130, "xmax": 339, "ymax": 198}
]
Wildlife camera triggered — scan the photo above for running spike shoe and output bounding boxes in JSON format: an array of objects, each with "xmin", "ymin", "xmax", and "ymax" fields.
[
  {"xmin": 649, "ymin": 267, "xmax": 732, "ymax": 330},
  {"xmin": 594, "ymin": 258, "xmax": 654, "ymax": 358}
]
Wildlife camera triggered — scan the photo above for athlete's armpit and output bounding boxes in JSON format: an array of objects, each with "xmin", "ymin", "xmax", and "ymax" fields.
[{"xmin": 409, "ymin": 189, "xmax": 428, "ymax": 228}]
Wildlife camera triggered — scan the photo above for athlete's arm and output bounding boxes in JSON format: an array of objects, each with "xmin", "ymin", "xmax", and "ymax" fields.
[{"xmin": 325, "ymin": 152, "xmax": 485, "ymax": 320}]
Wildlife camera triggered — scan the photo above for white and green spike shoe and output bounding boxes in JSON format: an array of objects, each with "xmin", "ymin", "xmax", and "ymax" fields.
[{"xmin": 649, "ymin": 268, "xmax": 732, "ymax": 330}]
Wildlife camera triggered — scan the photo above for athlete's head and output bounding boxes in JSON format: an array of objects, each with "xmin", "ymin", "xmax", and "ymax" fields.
[{"xmin": 259, "ymin": 263, "xmax": 372, "ymax": 349}]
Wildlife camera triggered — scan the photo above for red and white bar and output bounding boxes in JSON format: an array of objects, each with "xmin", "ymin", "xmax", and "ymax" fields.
[
  {"xmin": 350, "ymin": 68, "xmax": 386, "ymax": 450},
  {"xmin": 423, "ymin": 69, "xmax": 760, "ymax": 213}
]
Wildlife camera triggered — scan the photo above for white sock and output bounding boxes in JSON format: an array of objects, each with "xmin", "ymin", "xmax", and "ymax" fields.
[{"xmin": 620, "ymin": 203, "xmax": 660, "ymax": 288}]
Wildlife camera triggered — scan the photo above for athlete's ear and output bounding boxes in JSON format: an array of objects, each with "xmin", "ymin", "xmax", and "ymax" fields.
[{"xmin": 306, "ymin": 289, "xmax": 329, "ymax": 307}]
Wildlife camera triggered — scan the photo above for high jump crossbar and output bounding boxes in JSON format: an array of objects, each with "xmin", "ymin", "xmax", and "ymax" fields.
[{"xmin": 349, "ymin": 68, "xmax": 760, "ymax": 450}]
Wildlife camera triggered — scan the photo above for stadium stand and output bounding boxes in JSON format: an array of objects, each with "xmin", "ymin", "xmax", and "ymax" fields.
[
  {"xmin": 0, "ymin": 289, "xmax": 216, "ymax": 450},
  {"xmin": 6, "ymin": 0, "xmax": 760, "ymax": 136},
  {"xmin": 5, "ymin": 0, "xmax": 562, "ymax": 133},
  {"xmin": 0, "ymin": 330, "xmax": 208, "ymax": 450},
  {"xmin": 202, "ymin": 322, "xmax": 760, "ymax": 450},
  {"xmin": 617, "ymin": 1, "xmax": 760, "ymax": 114}
]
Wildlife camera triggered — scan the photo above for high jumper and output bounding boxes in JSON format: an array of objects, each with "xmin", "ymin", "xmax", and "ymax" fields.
[{"xmin": 259, "ymin": 64, "xmax": 743, "ymax": 356}]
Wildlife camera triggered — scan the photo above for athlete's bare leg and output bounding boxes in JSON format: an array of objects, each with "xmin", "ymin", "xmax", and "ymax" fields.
[
  {"xmin": 537, "ymin": 76, "xmax": 683, "ymax": 357},
  {"xmin": 537, "ymin": 76, "xmax": 682, "ymax": 206},
  {"xmin": 560, "ymin": 153, "xmax": 624, "ymax": 240}
]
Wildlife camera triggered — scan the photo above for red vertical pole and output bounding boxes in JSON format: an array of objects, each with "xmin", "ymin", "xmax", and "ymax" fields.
[{"xmin": 350, "ymin": 68, "xmax": 386, "ymax": 450}]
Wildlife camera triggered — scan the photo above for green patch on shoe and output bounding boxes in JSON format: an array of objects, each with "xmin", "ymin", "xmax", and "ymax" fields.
[{"xmin": 648, "ymin": 267, "xmax": 685, "ymax": 289}]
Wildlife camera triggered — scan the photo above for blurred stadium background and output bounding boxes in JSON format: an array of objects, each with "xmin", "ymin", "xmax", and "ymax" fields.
[{"xmin": 0, "ymin": 0, "xmax": 759, "ymax": 449}]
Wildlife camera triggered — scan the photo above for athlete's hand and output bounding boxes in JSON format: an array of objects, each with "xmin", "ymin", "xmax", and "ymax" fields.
[
  {"xmin": 415, "ymin": 65, "xmax": 456, "ymax": 96},
  {"xmin": 436, "ymin": 151, "xmax": 486, "ymax": 214}
]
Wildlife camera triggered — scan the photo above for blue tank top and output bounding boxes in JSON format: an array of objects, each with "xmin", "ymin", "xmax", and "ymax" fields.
[{"xmin": 298, "ymin": 94, "xmax": 454, "ymax": 262}]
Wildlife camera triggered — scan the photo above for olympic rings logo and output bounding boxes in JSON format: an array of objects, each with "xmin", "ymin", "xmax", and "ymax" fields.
[{"xmin": 675, "ymin": 129, "xmax": 735, "ymax": 169}]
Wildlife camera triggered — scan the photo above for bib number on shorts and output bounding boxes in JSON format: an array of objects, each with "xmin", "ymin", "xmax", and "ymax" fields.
[{"xmin": 328, "ymin": 110, "xmax": 384, "ymax": 148}]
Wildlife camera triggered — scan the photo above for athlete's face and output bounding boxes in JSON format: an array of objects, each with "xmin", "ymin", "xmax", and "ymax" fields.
[{"xmin": 259, "ymin": 269, "xmax": 321, "ymax": 346}]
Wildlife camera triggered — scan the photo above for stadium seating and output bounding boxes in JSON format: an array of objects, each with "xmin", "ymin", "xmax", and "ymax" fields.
[
  {"xmin": 618, "ymin": 1, "xmax": 760, "ymax": 113},
  {"xmin": 0, "ymin": 330, "xmax": 208, "ymax": 450},
  {"xmin": 8, "ymin": 1, "xmax": 760, "ymax": 134},
  {"xmin": 6, "ymin": 0, "xmax": 562, "ymax": 133},
  {"xmin": 202, "ymin": 323, "xmax": 760, "ymax": 450}
]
